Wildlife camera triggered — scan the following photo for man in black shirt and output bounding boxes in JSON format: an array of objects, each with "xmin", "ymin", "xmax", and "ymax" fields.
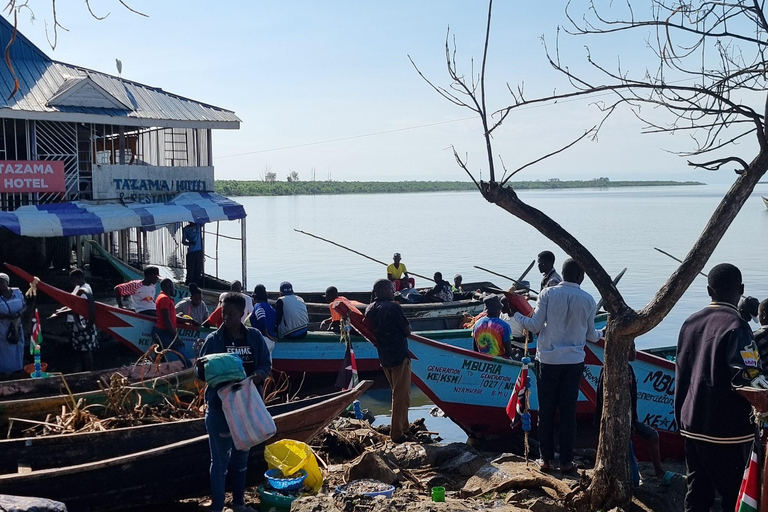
[
  {"xmin": 365, "ymin": 279, "xmax": 412, "ymax": 442},
  {"xmin": 675, "ymin": 263, "xmax": 762, "ymax": 512}
]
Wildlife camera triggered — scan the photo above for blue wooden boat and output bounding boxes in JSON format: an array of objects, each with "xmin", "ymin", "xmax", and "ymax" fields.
[{"xmin": 332, "ymin": 301, "xmax": 682, "ymax": 459}]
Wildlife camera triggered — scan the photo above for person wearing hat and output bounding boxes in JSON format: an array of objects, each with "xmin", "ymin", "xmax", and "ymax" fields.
[
  {"xmin": 0, "ymin": 272, "xmax": 26, "ymax": 375},
  {"xmin": 738, "ymin": 295, "xmax": 760, "ymax": 324},
  {"xmin": 274, "ymin": 282, "xmax": 308, "ymax": 340},
  {"xmin": 387, "ymin": 253, "xmax": 414, "ymax": 292},
  {"xmin": 472, "ymin": 296, "xmax": 513, "ymax": 358},
  {"xmin": 320, "ymin": 286, "xmax": 364, "ymax": 333}
]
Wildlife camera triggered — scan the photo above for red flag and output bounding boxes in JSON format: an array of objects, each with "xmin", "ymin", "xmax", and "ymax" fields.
[
  {"xmin": 736, "ymin": 442, "xmax": 760, "ymax": 512},
  {"xmin": 506, "ymin": 365, "xmax": 528, "ymax": 425}
]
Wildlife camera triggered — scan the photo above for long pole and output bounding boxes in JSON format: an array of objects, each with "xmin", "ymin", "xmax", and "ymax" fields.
[
  {"xmin": 595, "ymin": 268, "xmax": 627, "ymax": 312},
  {"xmin": 241, "ymin": 218, "xmax": 247, "ymax": 291},
  {"xmin": 474, "ymin": 265, "xmax": 538, "ymax": 296},
  {"xmin": 654, "ymin": 247, "xmax": 709, "ymax": 278},
  {"xmin": 294, "ymin": 229, "xmax": 435, "ymax": 282}
]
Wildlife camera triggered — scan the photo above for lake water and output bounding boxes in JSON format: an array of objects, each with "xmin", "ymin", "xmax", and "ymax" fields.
[{"xmin": 207, "ymin": 183, "xmax": 768, "ymax": 441}]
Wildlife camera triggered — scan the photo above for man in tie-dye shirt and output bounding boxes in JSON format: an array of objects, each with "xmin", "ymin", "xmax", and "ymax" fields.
[{"xmin": 472, "ymin": 295, "xmax": 513, "ymax": 358}]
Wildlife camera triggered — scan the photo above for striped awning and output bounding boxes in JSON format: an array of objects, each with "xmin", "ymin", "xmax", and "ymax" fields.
[{"xmin": 0, "ymin": 192, "xmax": 246, "ymax": 237}]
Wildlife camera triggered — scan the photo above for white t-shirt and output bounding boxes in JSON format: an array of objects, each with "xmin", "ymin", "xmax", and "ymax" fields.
[
  {"xmin": 500, "ymin": 312, "xmax": 525, "ymax": 338},
  {"xmin": 67, "ymin": 283, "xmax": 93, "ymax": 323},
  {"xmin": 131, "ymin": 284, "xmax": 158, "ymax": 313},
  {"xmin": 218, "ymin": 291, "xmax": 254, "ymax": 323}
]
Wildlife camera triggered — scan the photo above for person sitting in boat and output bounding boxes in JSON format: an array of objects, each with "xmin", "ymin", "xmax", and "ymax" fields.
[
  {"xmin": 472, "ymin": 296, "xmax": 513, "ymax": 359},
  {"xmin": 423, "ymin": 272, "xmax": 454, "ymax": 303},
  {"xmin": 114, "ymin": 266, "xmax": 160, "ymax": 316},
  {"xmin": 0, "ymin": 273, "xmax": 25, "ymax": 376},
  {"xmin": 366, "ymin": 279, "xmax": 413, "ymax": 443},
  {"xmin": 67, "ymin": 269, "xmax": 97, "ymax": 371},
  {"xmin": 152, "ymin": 279, "xmax": 179, "ymax": 358},
  {"xmin": 320, "ymin": 286, "xmax": 364, "ymax": 333},
  {"xmin": 249, "ymin": 284, "xmax": 277, "ymax": 342},
  {"xmin": 218, "ymin": 281, "xmax": 253, "ymax": 323},
  {"xmin": 752, "ymin": 298, "xmax": 768, "ymax": 370},
  {"xmin": 199, "ymin": 292, "xmax": 271, "ymax": 512},
  {"xmin": 175, "ymin": 283, "xmax": 209, "ymax": 325},
  {"xmin": 387, "ymin": 253, "xmax": 414, "ymax": 291},
  {"xmin": 453, "ymin": 274, "xmax": 463, "ymax": 293},
  {"xmin": 500, "ymin": 295, "xmax": 528, "ymax": 356},
  {"xmin": 275, "ymin": 281, "xmax": 309, "ymax": 340}
]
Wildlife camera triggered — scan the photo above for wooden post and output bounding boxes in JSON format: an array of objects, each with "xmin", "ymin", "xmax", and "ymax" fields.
[
  {"xmin": 215, "ymin": 221, "xmax": 220, "ymax": 278},
  {"xmin": 241, "ymin": 218, "xmax": 247, "ymax": 291}
]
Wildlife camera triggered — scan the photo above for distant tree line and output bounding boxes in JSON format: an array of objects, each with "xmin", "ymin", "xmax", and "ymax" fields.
[{"xmin": 215, "ymin": 178, "xmax": 704, "ymax": 196}]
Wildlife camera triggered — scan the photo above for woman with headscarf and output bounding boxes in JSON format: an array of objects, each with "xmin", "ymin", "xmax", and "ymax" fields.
[{"xmin": 0, "ymin": 273, "xmax": 26, "ymax": 374}]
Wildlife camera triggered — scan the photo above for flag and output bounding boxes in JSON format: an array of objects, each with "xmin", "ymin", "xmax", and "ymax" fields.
[
  {"xmin": 736, "ymin": 442, "xmax": 760, "ymax": 512},
  {"xmin": 506, "ymin": 364, "xmax": 528, "ymax": 425},
  {"xmin": 335, "ymin": 338, "xmax": 359, "ymax": 390},
  {"xmin": 29, "ymin": 308, "xmax": 42, "ymax": 354}
]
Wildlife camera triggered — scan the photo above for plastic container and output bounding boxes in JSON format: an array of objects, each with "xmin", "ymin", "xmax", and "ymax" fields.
[
  {"xmin": 264, "ymin": 468, "xmax": 307, "ymax": 491},
  {"xmin": 23, "ymin": 362, "xmax": 47, "ymax": 375},
  {"xmin": 257, "ymin": 486, "xmax": 298, "ymax": 512},
  {"xmin": 352, "ymin": 400, "xmax": 363, "ymax": 420},
  {"xmin": 336, "ymin": 480, "xmax": 395, "ymax": 499},
  {"xmin": 432, "ymin": 486, "xmax": 445, "ymax": 502}
]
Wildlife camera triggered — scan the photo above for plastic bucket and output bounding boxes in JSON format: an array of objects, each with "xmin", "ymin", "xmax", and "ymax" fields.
[{"xmin": 432, "ymin": 486, "xmax": 445, "ymax": 502}]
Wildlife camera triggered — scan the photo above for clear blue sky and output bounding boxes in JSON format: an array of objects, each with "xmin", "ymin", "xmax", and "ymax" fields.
[{"xmin": 7, "ymin": 1, "xmax": 752, "ymax": 183}]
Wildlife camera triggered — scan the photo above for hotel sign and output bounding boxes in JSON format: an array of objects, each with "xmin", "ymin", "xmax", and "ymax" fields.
[
  {"xmin": 0, "ymin": 161, "xmax": 66, "ymax": 193},
  {"xmin": 92, "ymin": 165, "xmax": 214, "ymax": 203}
]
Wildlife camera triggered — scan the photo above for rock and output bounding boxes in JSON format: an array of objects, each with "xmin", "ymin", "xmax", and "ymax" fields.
[
  {"xmin": 424, "ymin": 474, "xmax": 455, "ymax": 489},
  {"xmin": 345, "ymin": 451, "xmax": 398, "ymax": 485},
  {"xmin": 439, "ymin": 451, "xmax": 487, "ymax": 477},
  {"xmin": 423, "ymin": 443, "xmax": 480, "ymax": 467},
  {"xmin": 528, "ymin": 497, "xmax": 562, "ymax": 512},
  {"xmin": 403, "ymin": 501, "xmax": 473, "ymax": 512},
  {"xmin": 291, "ymin": 495, "xmax": 340, "ymax": 512},
  {"xmin": 460, "ymin": 462, "xmax": 572, "ymax": 498},
  {"xmin": 389, "ymin": 443, "xmax": 427, "ymax": 469}
]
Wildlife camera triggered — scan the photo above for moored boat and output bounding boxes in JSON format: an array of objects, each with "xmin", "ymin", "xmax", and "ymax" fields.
[
  {"xmin": 332, "ymin": 301, "xmax": 683, "ymax": 460},
  {"xmin": 0, "ymin": 381, "xmax": 372, "ymax": 512}
]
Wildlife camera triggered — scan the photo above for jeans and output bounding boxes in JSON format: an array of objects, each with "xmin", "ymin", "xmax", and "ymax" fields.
[
  {"xmin": 536, "ymin": 361, "xmax": 584, "ymax": 465},
  {"xmin": 206, "ymin": 408, "xmax": 249, "ymax": 511}
]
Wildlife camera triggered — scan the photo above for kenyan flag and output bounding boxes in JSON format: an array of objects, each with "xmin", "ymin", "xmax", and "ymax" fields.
[
  {"xmin": 29, "ymin": 308, "xmax": 42, "ymax": 355},
  {"xmin": 735, "ymin": 442, "xmax": 760, "ymax": 512}
]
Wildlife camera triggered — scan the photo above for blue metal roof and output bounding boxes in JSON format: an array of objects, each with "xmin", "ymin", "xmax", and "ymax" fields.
[{"xmin": 0, "ymin": 16, "xmax": 240, "ymax": 129}]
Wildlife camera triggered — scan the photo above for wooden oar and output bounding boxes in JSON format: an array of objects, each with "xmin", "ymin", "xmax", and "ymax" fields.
[
  {"xmin": 473, "ymin": 265, "xmax": 539, "ymax": 296},
  {"xmin": 516, "ymin": 259, "xmax": 536, "ymax": 285},
  {"xmin": 294, "ymin": 229, "xmax": 435, "ymax": 282},
  {"xmin": 596, "ymin": 267, "xmax": 627, "ymax": 312},
  {"xmin": 654, "ymin": 248, "xmax": 709, "ymax": 278}
]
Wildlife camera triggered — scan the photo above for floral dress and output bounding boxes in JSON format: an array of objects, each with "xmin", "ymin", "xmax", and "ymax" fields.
[{"xmin": 0, "ymin": 288, "xmax": 25, "ymax": 373}]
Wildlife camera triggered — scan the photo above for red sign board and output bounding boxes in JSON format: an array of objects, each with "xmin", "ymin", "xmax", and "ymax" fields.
[{"xmin": 0, "ymin": 161, "xmax": 66, "ymax": 193}]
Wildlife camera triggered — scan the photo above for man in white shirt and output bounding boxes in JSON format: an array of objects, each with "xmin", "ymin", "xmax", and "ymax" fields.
[
  {"xmin": 510, "ymin": 258, "xmax": 600, "ymax": 474},
  {"xmin": 114, "ymin": 266, "xmax": 160, "ymax": 316}
]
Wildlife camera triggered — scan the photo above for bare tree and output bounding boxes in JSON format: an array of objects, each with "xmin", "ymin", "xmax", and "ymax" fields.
[{"xmin": 412, "ymin": 0, "xmax": 768, "ymax": 509}]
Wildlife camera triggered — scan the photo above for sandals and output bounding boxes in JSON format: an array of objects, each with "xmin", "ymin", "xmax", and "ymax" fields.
[{"xmin": 660, "ymin": 471, "xmax": 682, "ymax": 486}]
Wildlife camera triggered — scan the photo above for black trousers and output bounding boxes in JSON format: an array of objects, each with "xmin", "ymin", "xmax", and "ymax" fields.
[
  {"xmin": 185, "ymin": 250, "xmax": 203, "ymax": 286},
  {"xmin": 536, "ymin": 361, "xmax": 584, "ymax": 465},
  {"xmin": 684, "ymin": 438, "xmax": 751, "ymax": 512}
]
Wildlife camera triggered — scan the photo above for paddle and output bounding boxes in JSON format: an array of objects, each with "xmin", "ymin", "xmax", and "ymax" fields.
[
  {"xmin": 595, "ymin": 267, "xmax": 627, "ymax": 312},
  {"xmin": 293, "ymin": 229, "xmax": 435, "ymax": 283},
  {"xmin": 654, "ymin": 248, "xmax": 709, "ymax": 278},
  {"xmin": 473, "ymin": 265, "xmax": 539, "ymax": 296}
]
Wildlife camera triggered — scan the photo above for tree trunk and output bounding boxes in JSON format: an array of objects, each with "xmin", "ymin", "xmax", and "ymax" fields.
[{"xmin": 571, "ymin": 319, "xmax": 636, "ymax": 511}]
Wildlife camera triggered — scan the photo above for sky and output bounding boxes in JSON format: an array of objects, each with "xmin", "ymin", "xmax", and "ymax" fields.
[{"xmin": 5, "ymin": 1, "xmax": 759, "ymax": 183}]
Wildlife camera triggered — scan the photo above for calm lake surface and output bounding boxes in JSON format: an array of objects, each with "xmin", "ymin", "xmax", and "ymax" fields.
[{"xmin": 207, "ymin": 183, "xmax": 768, "ymax": 441}]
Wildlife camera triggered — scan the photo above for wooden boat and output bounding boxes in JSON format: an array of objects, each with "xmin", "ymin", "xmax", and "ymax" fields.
[
  {"xmin": 0, "ymin": 381, "xmax": 372, "ymax": 512},
  {"xmin": 87, "ymin": 240, "xmax": 228, "ymax": 307},
  {"xmin": 5, "ymin": 264, "xmax": 476, "ymax": 377},
  {"xmin": 0, "ymin": 361, "xmax": 184, "ymax": 401},
  {"xmin": 333, "ymin": 301, "xmax": 683, "ymax": 460},
  {"xmin": 0, "ymin": 366, "xmax": 197, "ymax": 432}
]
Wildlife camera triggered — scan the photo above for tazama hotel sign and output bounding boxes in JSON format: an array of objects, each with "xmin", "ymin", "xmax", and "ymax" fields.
[{"xmin": 0, "ymin": 161, "xmax": 66, "ymax": 193}]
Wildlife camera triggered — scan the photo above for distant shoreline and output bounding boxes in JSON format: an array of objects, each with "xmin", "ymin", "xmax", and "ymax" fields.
[{"xmin": 215, "ymin": 178, "xmax": 705, "ymax": 197}]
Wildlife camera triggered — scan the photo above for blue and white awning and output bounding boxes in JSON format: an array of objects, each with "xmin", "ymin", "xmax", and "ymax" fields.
[{"xmin": 0, "ymin": 192, "xmax": 246, "ymax": 237}]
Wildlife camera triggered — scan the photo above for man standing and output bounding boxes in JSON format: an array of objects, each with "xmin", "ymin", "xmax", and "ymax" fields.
[
  {"xmin": 365, "ymin": 279, "xmax": 412, "ymax": 443},
  {"xmin": 67, "ymin": 269, "xmax": 97, "ymax": 371},
  {"xmin": 153, "ymin": 278, "xmax": 178, "ymax": 353},
  {"xmin": 182, "ymin": 222, "xmax": 204, "ymax": 286},
  {"xmin": 510, "ymin": 259, "xmax": 600, "ymax": 473},
  {"xmin": 472, "ymin": 295, "xmax": 513, "ymax": 358},
  {"xmin": 675, "ymin": 263, "xmax": 761, "ymax": 512},
  {"xmin": 114, "ymin": 266, "xmax": 160, "ymax": 316},
  {"xmin": 537, "ymin": 251, "xmax": 561, "ymax": 291},
  {"xmin": 387, "ymin": 253, "xmax": 414, "ymax": 291}
]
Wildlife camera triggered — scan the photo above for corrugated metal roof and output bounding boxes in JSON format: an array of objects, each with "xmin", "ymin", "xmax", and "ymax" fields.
[{"xmin": 0, "ymin": 16, "xmax": 240, "ymax": 129}]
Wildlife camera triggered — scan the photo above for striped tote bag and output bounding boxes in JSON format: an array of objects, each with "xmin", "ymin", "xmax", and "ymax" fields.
[{"xmin": 217, "ymin": 378, "xmax": 277, "ymax": 451}]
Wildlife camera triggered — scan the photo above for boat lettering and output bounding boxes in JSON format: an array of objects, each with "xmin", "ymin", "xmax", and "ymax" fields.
[
  {"xmin": 481, "ymin": 373, "xmax": 511, "ymax": 382},
  {"xmin": 641, "ymin": 412, "xmax": 677, "ymax": 432},
  {"xmin": 482, "ymin": 379, "xmax": 500, "ymax": 389},
  {"xmin": 461, "ymin": 359, "xmax": 501, "ymax": 375},
  {"xmin": 637, "ymin": 391, "xmax": 673, "ymax": 406},
  {"xmin": 178, "ymin": 328, "xmax": 198, "ymax": 337},
  {"xmin": 642, "ymin": 370, "xmax": 675, "ymax": 395},
  {"xmin": 453, "ymin": 386, "xmax": 482, "ymax": 395},
  {"xmin": 426, "ymin": 371, "xmax": 461, "ymax": 384},
  {"xmin": 582, "ymin": 366, "xmax": 599, "ymax": 386},
  {"xmin": 427, "ymin": 365, "xmax": 460, "ymax": 375}
]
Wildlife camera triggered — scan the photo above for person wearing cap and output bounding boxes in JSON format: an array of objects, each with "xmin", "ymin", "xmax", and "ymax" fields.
[
  {"xmin": 472, "ymin": 296, "xmax": 513, "ymax": 358},
  {"xmin": 320, "ymin": 286, "xmax": 364, "ymax": 333},
  {"xmin": 387, "ymin": 253, "xmax": 414, "ymax": 292},
  {"xmin": 275, "ymin": 282, "xmax": 309, "ymax": 340},
  {"xmin": 0, "ymin": 272, "xmax": 26, "ymax": 375},
  {"xmin": 508, "ymin": 258, "xmax": 601, "ymax": 473},
  {"xmin": 738, "ymin": 295, "xmax": 760, "ymax": 324},
  {"xmin": 114, "ymin": 266, "xmax": 160, "ymax": 316}
]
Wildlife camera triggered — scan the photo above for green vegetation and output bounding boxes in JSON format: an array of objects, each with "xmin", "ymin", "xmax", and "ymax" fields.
[{"xmin": 215, "ymin": 177, "xmax": 704, "ymax": 197}]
